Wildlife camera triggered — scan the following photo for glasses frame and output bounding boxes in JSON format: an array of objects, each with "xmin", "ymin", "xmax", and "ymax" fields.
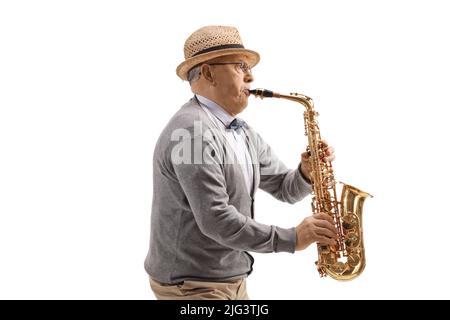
[{"xmin": 207, "ymin": 62, "xmax": 252, "ymax": 74}]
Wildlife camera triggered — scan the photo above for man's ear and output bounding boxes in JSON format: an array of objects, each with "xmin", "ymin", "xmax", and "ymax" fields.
[{"xmin": 200, "ymin": 64, "xmax": 215, "ymax": 85}]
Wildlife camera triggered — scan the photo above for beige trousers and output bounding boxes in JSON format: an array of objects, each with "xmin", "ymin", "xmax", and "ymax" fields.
[{"xmin": 150, "ymin": 277, "xmax": 249, "ymax": 300}]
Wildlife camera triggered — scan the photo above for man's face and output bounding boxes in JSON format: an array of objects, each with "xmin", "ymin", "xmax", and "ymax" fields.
[{"xmin": 205, "ymin": 54, "xmax": 254, "ymax": 116}]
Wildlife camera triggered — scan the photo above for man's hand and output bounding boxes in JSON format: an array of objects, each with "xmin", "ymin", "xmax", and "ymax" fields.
[
  {"xmin": 300, "ymin": 140, "xmax": 335, "ymax": 181},
  {"xmin": 295, "ymin": 213, "xmax": 338, "ymax": 251}
]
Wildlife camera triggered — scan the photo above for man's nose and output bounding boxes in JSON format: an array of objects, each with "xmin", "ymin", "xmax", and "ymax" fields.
[{"xmin": 244, "ymin": 72, "xmax": 254, "ymax": 83}]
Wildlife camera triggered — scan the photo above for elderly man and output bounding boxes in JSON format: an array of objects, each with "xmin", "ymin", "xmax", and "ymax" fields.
[{"xmin": 144, "ymin": 26, "xmax": 336, "ymax": 300}]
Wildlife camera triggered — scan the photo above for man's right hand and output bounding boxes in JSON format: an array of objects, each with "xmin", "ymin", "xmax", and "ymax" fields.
[{"xmin": 295, "ymin": 213, "xmax": 338, "ymax": 251}]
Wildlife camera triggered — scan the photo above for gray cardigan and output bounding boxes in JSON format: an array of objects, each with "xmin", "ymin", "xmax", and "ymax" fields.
[{"xmin": 144, "ymin": 98, "xmax": 311, "ymax": 284}]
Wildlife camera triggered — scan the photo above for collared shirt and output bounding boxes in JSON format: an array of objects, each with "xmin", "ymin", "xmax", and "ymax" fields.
[{"xmin": 196, "ymin": 95, "xmax": 254, "ymax": 195}]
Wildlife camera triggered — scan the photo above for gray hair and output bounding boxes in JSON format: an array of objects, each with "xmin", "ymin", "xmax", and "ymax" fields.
[{"xmin": 187, "ymin": 65, "xmax": 201, "ymax": 85}]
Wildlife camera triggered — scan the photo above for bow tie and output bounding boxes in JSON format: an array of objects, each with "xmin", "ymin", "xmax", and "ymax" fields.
[{"xmin": 227, "ymin": 118, "xmax": 246, "ymax": 131}]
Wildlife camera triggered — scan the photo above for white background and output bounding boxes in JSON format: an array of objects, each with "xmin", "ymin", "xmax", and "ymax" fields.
[{"xmin": 1, "ymin": 0, "xmax": 449, "ymax": 299}]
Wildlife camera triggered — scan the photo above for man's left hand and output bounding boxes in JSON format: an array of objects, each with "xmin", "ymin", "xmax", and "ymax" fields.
[{"xmin": 300, "ymin": 140, "xmax": 335, "ymax": 181}]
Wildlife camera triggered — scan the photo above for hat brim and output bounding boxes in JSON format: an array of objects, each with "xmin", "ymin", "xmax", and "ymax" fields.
[{"xmin": 176, "ymin": 48, "xmax": 260, "ymax": 80}]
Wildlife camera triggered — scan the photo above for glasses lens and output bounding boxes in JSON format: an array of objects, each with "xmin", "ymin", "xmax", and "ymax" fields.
[{"xmin": 240, "ymin": 63, "xmax": 250, "ymax": 73}]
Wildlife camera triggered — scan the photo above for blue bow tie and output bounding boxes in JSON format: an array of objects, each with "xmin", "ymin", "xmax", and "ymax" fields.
[{"xmin": 227, "ymin": 118, "xmax": 246, "ymax": 131}]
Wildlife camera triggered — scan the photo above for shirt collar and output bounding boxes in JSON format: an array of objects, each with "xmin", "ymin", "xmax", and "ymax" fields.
[{"xmin": 195, "ymin": 94, "xmax": 235, "ymax": 128}]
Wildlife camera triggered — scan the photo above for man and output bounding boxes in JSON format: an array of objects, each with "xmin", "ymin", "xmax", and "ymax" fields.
[{"xmin": 144, "ymin": 26, "xmax": 337, "ymax": 300}]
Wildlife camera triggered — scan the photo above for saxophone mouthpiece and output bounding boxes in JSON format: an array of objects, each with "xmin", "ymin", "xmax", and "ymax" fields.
[{"xmin": 249, "ymin": 88, "xmax": 274, "ymax": 98}]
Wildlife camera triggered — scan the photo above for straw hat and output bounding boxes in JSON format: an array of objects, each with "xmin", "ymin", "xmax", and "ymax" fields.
[{"xmin": 176, "ymin": 26, "xmax": 260, "ymax": 80}]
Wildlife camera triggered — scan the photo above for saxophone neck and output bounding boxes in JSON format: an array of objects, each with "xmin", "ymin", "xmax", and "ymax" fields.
[{"xmin": 249, "ymin": 88, "xmax": 314, "ymax": 112}]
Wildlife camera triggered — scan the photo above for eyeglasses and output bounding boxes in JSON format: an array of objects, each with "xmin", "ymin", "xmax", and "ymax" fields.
[{"xmin": 208, "ymin": 62, "xmax": 252, "ymax": 74}]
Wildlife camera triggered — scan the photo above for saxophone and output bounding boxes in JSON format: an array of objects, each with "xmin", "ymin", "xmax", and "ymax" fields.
[{"xmin": 249, "ymin": 89, "xmax": 372, "ymax": 281}]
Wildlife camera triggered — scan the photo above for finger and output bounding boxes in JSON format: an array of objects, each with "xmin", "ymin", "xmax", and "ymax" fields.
[
  {"xmin": 325, "ymin": 155, "xmax": 336, "ymax": 162},
  {"xmin": 316, "ymin": 236, "xmax": 337, "ymax": 246},
  {"xmin": 314, "ymin": 212, "xmax": 334, "ymax": 224},
  {"xmin": 314, "ymin": 219, "xmax": 338, "ymax": 234},
  {"xmin": 315, "ymin": 226, "xmax": 338, "ymax": 239},
  {"xmin": 325, "ymin": 146, "xmax": 335, "ymax": 155},
  {"xmin": 301, "ymin": 151, "xmax": 309, "ymax": 160}
]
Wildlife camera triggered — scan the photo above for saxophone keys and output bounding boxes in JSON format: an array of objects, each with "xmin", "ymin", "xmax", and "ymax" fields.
[
  {"xmin": 344, "ymin": 232, "xmax": 360, "ymax": 248},
  {"xmin": 331, "ymin": 262, "xmax": 346, "ymax": 274},
  {"xmin": 342, "ymin": 213, "xmax": 358, "ymax": 230},
  {"xmin": 347, "ymin": 253, "xmax": 361, "ymax": 268}
]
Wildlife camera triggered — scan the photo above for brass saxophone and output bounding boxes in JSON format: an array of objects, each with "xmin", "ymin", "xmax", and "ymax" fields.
[{"xmin": 249, "ymin": 89, "xmax": 372, "ymax": 281}]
